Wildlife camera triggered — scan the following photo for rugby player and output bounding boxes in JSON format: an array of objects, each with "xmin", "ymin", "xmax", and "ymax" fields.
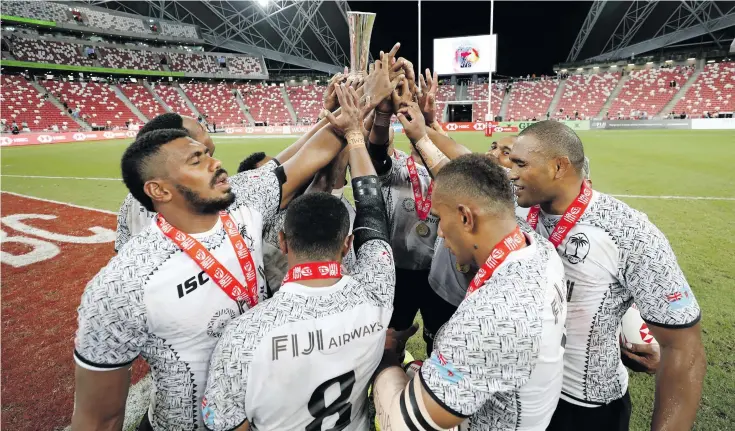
[
  {"xmin": 508, "ymin": 120, "xmax": 705, "ymax": 431},
  {"xmin": 202, "ymin": 84, "xmax": 393, "ymax": 431},
  {"xmin": 373, "ymin": 154, "xmax": 567, "ymax": 430},
  {"xmin": 486, "ymin": 135, "xmax": 517, "ymax": 168}
]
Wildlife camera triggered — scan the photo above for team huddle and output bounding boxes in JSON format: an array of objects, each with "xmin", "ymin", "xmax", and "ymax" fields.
[{"xmin": 71, "ymin": 43, "xmax": 706, "ymax": 431}]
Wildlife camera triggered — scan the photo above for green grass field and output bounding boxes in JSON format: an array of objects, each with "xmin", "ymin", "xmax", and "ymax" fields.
[{"xmin": 2, "ymin": 130, "xmax": 734, "ymax": 430}]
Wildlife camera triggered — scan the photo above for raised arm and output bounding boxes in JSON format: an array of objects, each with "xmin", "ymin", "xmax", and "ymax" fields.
[
  {"xmin": 72, "ymin": 367, "xmax": 130, "ymax": 431},
  {"xmin": 396, "ymin": 102, "xmax": 449, "ymax": 178}
]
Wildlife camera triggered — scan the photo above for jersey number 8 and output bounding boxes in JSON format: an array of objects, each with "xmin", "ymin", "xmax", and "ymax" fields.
[{"xmin": 306, "ymin": 371, "xmax": 356, "ymax": 431}]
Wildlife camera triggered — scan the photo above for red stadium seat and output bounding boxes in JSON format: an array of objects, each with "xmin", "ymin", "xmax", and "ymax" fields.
[
  {"xmin": 152, "ymin": 85, "xmax": 197, "ymax": 118},
  {"xmin": 40, "ymin": 80, "xmax": 137, "ymax": 128},
  {"xmin": 556, "ymin": 72, "xmax": 620, "ymax": 119},
  {"xmin": 506, "ymin": 79, "xmax": 559, "ymax": 121},
  {"xmin": 180, "ymin": 82, "xmax": 246, "ymax": 127},
  {"xmin": 236, "ymin": 84, "xmax": 292, "ymax": 125},
  {"xmin": 609, "ymin": 66, "xmax": 693, "ymax": 118},
  {"xmin": 1, "ymin": 75, "xmax": 73, "ymax": 131},
  {"xmin": 119, "ymin": 83, "xmax": 167, "ymax": 120},
  {"xmin": 674, "ymin": 62, "xmax": 735, "ymax": 116},
  {"xmin": 286, "ymin": 84, "xmax": 325, "ymax": 123}
]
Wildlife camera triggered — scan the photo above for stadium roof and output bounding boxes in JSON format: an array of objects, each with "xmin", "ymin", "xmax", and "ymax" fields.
[
  {"xmin": 568, "ymin": 0, "xmax": 735, "ymax": 63},
  {"xmin": 79, "ymin": 0, "xmax": 355, "ymax": 74}
]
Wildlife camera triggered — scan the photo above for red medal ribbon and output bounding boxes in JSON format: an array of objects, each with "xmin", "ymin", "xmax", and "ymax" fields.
[
  {"xmin": 466, "ymin": 226, "xmax": 526, "ymax": 297},
  {"xmin": 157, "ymin": 211, "xmax": 259, "ymax": 308},
  {"xmin": 526, "ymin": 181, "xmax": 593, "ymax": 248},
  {"xmin": 406, "ymin": 156, "xmax": 434, "ymax": 221},
  {"xmin": 282, "ymin": 261, "xmax": 342, "ymax": 284}
]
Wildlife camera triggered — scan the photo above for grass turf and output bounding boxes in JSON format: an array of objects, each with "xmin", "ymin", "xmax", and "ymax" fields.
[{"xmin": 2, "ymin": 130, "xmax": 734, "ymax": 430}]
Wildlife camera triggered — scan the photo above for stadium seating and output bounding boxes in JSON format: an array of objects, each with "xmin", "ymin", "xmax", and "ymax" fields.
[
  {"xmin": 168, "ymin": 52, "xmax": 222, "ymax": 74},
  {"xmin": 505, "ymin": 79, "xmax": 559, "ymax": 121},
  {"xmin": 97, "ymin": 47, "xmax": 164, "ymax": 71},
  {"xmin": 152, "ymin": 84, "xmax": 197, "ymax": 118},
  {"xmin": 1, "ymin": 75, "xmax": 72, "ymax": 131},
  {"xmin": 9, "ymin": 36, "xmax": 95, "ymax": 67},
  {"xmin": 119, "ymin": 83, "xmax": 167, "ymax": 120},
  {"xmin": 2, "ymin": 1, "xmax": 69, "ymax": 23},
  {"xmin": 556, "ymin": 72, "xmax": 621, "ymax": 119},
  {"xmin": 78, "ymin": 8, "xmax": 149, "ymax": 34},
  {"xmin": 227, "ymin": 56, "xmax": 264, "ymax": 76},
  {"xmin": 286, "ymin": 85, "xmax": 325, "ymax": 122},
  {"xmin": 237, "ymin": 84, "xmax": 292, "ymax": 124},
  {"xmin": 40, "ymin": 80, "xmax": 137, "ymax": 128},
  {"xmin": 674, "ymin": 62, "xmax": 735, "ymax": 116},
  {"xmin": 180, "ymin": 83, "xmax": 246, "ymax": 126},
  {"xmin": 436, "ymin": 85, "xmax": 456, "ymax": 119},
  {"xmin": 160, "ymin": 22, "xmax": 199, "ymax": 39},
  {"xmin": 467, "ymin": 83, "xmax": 506, "ymax": 121},
  {"xmin": 609, "ymin": 66, "xmax": 693, "ymax": 118}
]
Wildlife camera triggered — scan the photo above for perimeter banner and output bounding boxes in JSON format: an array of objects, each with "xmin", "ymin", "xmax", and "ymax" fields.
[
  {"xmin": 0, "ymin": 130, "xmax": 137, "ymax": 147},
  {"xmin": 495, "ymin": 120, "xmax": 590, "ymax": 131},
  {"xmin": 589, "ymin": 120, "xmax": 692, "ymax": 130}
]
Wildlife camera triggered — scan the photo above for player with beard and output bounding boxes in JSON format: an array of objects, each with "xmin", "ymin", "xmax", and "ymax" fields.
[
  {"xmin": 508, "ymin": 120, "xmax": 705, "ymax": 431},
  {"xmin": 72, "ymin": 124, "xmax": 358, "ymax": 431},
  {"xmin": 74, "ymin": 48, "xmax": 405, "ymax": 431},
  {"xmin": 372, "ymin": 153, "xmax": 567, "ymax": 431},
  {"xmin": 202, "ymin": 84, "xmax": 393, "ymax": 431}
]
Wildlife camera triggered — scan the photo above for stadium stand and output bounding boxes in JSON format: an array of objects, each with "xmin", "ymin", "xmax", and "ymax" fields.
[
  {"xmin": 180, "ymin": 82, "xmax": 246, "ymax": 126},
  {"xmin": 119, "ymin": 83, "xmax": 167, "ymax": 120},
  {"xmin": 40, "ymin": 80, "xmax": 137, "ymax": 128},
  {"xmin": 674, "ymin": 61, "xmax": 735, "ymax": 116},
  {"xmin": 152, "ymin": 84, "xmax": 197, "ymax": 118},
  {"xmin": 286, "ymin": 84, "xmax": 325, "ymax": 122},
  {"xmin": 237, "ymin": 84, "xmax": 292, "ymax": 124},
  {"xmin": 609, "ymin": 66, "xmax": 693, "ymax": 118},
  {"xmin": 97, "ymin": 47, "xmax": 164, "ymax": 71},
  {"xmin": 1, "ymin": 1, "xmax": 69, "ymax": 23},
  {"xmin": 77, "ymin": 8, "xmax": 149, "ymax": 34},
  {"xmin": 436, "ymin": 84, "xmax": 456, "ymax": 119},
  {"xmin": 505, "ymin": 79, "xmax": 559, "ymax": 121},
  {"xmin": 467, "ymin": 83, "xmax": 506, "ymax": 121},
  {"xmin": 160, "ymin": 22, "xmax": 199, "ymax": 40},
  {"xmin": 1, "ymin": 75, "xmax": 72, "ymax": 131},
  {"xmin": 168, "ymin": 52, "xmax": 222, "ymax": 74},
  {"xmin": 556, "ymin": 72, "xmax": 621, "ymax": 119},
  {"xmin": 8, "ymin": 36, "xmax": 95, "ymax": 67},
  {"xmin": 227, "ymin": 56, "xmax": 264, "ymax": 75}
]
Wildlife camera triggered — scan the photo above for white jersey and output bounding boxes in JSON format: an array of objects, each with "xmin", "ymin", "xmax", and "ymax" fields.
[
  {"xmin": 75, "ymin": 168, "xmax": 282, "ymax": 431},
  {"xmin": 202, "ymin": 239, "xmax": 395, "ymax": 431},
  {"xmin": 114, "ymin": 159, "xmax": 281, "ymax": 251},
  {"xmin": 521, "ymin": 191, "xmax": 701, "ymax": 407},
  {"xmin": 421, "ymin": 229, "xmax": 567, "ymax": 430},
  {"xmin": 380, "ymin": 151, "xmax": 437, "ymax": 270}
]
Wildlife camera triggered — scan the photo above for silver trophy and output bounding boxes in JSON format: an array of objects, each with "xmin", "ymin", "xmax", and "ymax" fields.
[{"xmin": 347, "ymin": 12, "xmax": 376, "ymax": 77}]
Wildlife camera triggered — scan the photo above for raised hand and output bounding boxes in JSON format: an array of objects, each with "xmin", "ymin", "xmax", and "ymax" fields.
[
  {"xmin": 396, "ymin": 102, "xmax": 427, "ymax": 143},
  {"xmin": 362, "ymin": 43, "xmax": 404, "ymax": 113},
  {"xmin": 396, "ymin": 57, "xmax": 417, "ymax": 97},
  {"xmin": 323, "ymin": 67, "xmax": 349, "ymax": 112},
  {"xmin": 326, "ymin": 84, "xmax": 371, "ymax": 137},
  {"xmin": 417, "ymin": 68, "xmax": 439, "ymax": 124},
  {"xmin": 391, "ymin": 77, "xmax": 413, "ymax": 111}
]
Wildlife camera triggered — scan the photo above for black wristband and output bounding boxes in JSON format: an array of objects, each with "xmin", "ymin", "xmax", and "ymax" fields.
[
  {"xmin": 367, "ymin": 140, "xmax": 393, "ymax": 176},
  {"xmin": 351, "ymin": 175, "xmax": 389, "ymax": 251}
]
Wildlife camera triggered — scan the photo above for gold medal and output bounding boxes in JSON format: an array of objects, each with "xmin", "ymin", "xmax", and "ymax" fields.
[
  {"xmin": 455, "ymin": 263, "xmax": 470, "ymax": 273},
  {"xmin": 415, "ymin": 222, "xmax": 430, "ymax": 237}
]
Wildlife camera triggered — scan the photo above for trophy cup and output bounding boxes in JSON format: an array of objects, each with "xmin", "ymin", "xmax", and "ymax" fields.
[{"xmin": 347, "ymin": 12, "xmax": 376, "ymax": 77}]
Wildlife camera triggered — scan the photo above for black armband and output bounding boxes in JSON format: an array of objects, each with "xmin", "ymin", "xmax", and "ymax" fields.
[
  {"xmin": 351, "ymin": 175, "xmax": 389, "ymax": 251},
  {"xmin": 366, "ymin": 140, "xmax": 393, "ymax": 176},
  {"xmin": 274, "ymin": 165, "xmax": 287, "ymax": 205}
]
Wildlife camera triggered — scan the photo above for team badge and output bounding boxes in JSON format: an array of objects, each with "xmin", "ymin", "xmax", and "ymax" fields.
[
  {"xmin": 563, "ymin": 233, "xmax": 590, "ymax": 264},
  {"xmin": 427, "ymin": 352, "xmax": 464, "ymax": 384}
]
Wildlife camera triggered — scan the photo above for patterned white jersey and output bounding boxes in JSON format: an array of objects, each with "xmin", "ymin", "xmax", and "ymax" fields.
[
  {"xmin": 75, "ymin": 168, "xmax": 282, "ymax": 431},
  {"xmin": 520, "ymin": 191, "xmax": 701, "ymax": 407},
  {"xmin": 421, "ymin": 230, "xmax": 567, "ymax": 430},
  {"xmin": 114, "ymin": 159, "xmax": 280, "ymax": 251},
  {"xmin": 380, "ymin": 152, "xmax": 437, "ymax": 270},
  {"xmin": 202, "ymin": 239, "xmax": 395, "ymax": 431}
]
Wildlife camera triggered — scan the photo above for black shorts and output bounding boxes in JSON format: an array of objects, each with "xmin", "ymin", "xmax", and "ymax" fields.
[
  {"xmin": 389, "ymin": 268, "xmax": 458, "ymax": 356},
  {"xmin": 546, "ymin": 391, "xmax": 632, "ymax": 431}
]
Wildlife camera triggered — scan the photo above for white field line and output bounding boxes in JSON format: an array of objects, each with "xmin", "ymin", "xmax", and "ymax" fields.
[
  {"xmin": 1, "ymin": 190, "xmax": 118, "ymax": 214},
  {"xmin": 3, "ymin": 176, "xmax": 735, "ymax": 202}
]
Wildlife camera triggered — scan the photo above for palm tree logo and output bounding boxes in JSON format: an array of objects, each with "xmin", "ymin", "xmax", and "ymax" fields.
[{"xmin": 564, "ymin": 233, "xmax": 590, "ymax": 264}]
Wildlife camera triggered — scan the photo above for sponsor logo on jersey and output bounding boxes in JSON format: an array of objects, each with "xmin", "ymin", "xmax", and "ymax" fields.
[
  {"xmin": 666, "ymin": 286, "xmax": 694, "ymax": 310},
  {"xmin": 427, "ymin": 352, "xmax": 464, "ymax": 384},
  {"xmin": 207, "ymin": 308, "xmax": 237, "ymax": 338},
  {"xmin": 563, "ymin": 233, "xmax": 590, "ymax": 264},
  {"xmin": 176, "ymin": 270, "xmax": 210, "ymax": 298},
  {"xmin": 271, "ymin": 321, "xmax": 384, "ymax": 360}
]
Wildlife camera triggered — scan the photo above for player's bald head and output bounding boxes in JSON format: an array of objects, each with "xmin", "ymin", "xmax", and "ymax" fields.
[
  {"xmin": 434, "ymin": 153, "xmax": 515, "ymax": 216},
  {"xmin": 518, "ymin": 120, "xmax": 585, "ymax": 175}
]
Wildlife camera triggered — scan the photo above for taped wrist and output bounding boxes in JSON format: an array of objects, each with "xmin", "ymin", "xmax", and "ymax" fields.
[
  {"xmin": 351, "ymin": 175, "xmax": 389, "ymax": 250},
  {"xmin": 374, "ymin": 110, "xmax": 392, "ymax": 127},
  {"xmin": 414, "ymin": 135, "xmax": 448, "ymax": 170},
  {"xmin": 367, "ymin": 141, "xmax": 392, "ymax": 176},
  {"xmin": 373, "ymin": 370, "xmax": 445, "ymax": 431}
]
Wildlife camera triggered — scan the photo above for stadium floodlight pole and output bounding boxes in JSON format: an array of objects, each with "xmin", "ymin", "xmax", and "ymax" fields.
[
  {"xmin": 418, "ymin": 0, "xmax": 422, "ymax": 78},
  {"xmin": 488, "ymin": 0, "xmax": 494, "ymax": 123}
]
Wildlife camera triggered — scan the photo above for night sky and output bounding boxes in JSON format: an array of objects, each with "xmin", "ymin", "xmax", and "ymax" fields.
[{"xmin": 348, "ymin": 1, "xmax": 592, "ymax": 78}]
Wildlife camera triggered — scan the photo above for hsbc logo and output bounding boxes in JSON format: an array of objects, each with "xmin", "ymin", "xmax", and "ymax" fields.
[
  {"xmin": 472, "ymin": 123, "xmax": 486, "ymax": 131},
  {"xmin": 103, "ymin": 132, "xmax": 115, "ymax": 139},
  {"xmin": 37, "ymin": 135, "xmax": 53, "ymax": 144},
  {"xmin": 265, "ymin": 127, "xmax": 275, "ymax": 134},
  {"xmin": 225, "ymin": 128, "xmax": 234, "ymax": 134},
  {"xmin": 0, "ymin": 137, "xmax": 13, "ymax": 146},
  {"xmin": 446, "ymin": 123, "xmax": 458, "ymax": 131},
  {"xmin": 125, "ymin": 131, "xmax": 136, "ymax": 138},
  {"xmin": 494, "ymin": 126, "xmax": 504, "ymax": 133},
  {"xmin": 245, "ymin": 127, "xmax": 254, "ymax": 134},
  {"xmin": 73, "ymin": 133, "xmax": 87, "ymax": 141}
]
